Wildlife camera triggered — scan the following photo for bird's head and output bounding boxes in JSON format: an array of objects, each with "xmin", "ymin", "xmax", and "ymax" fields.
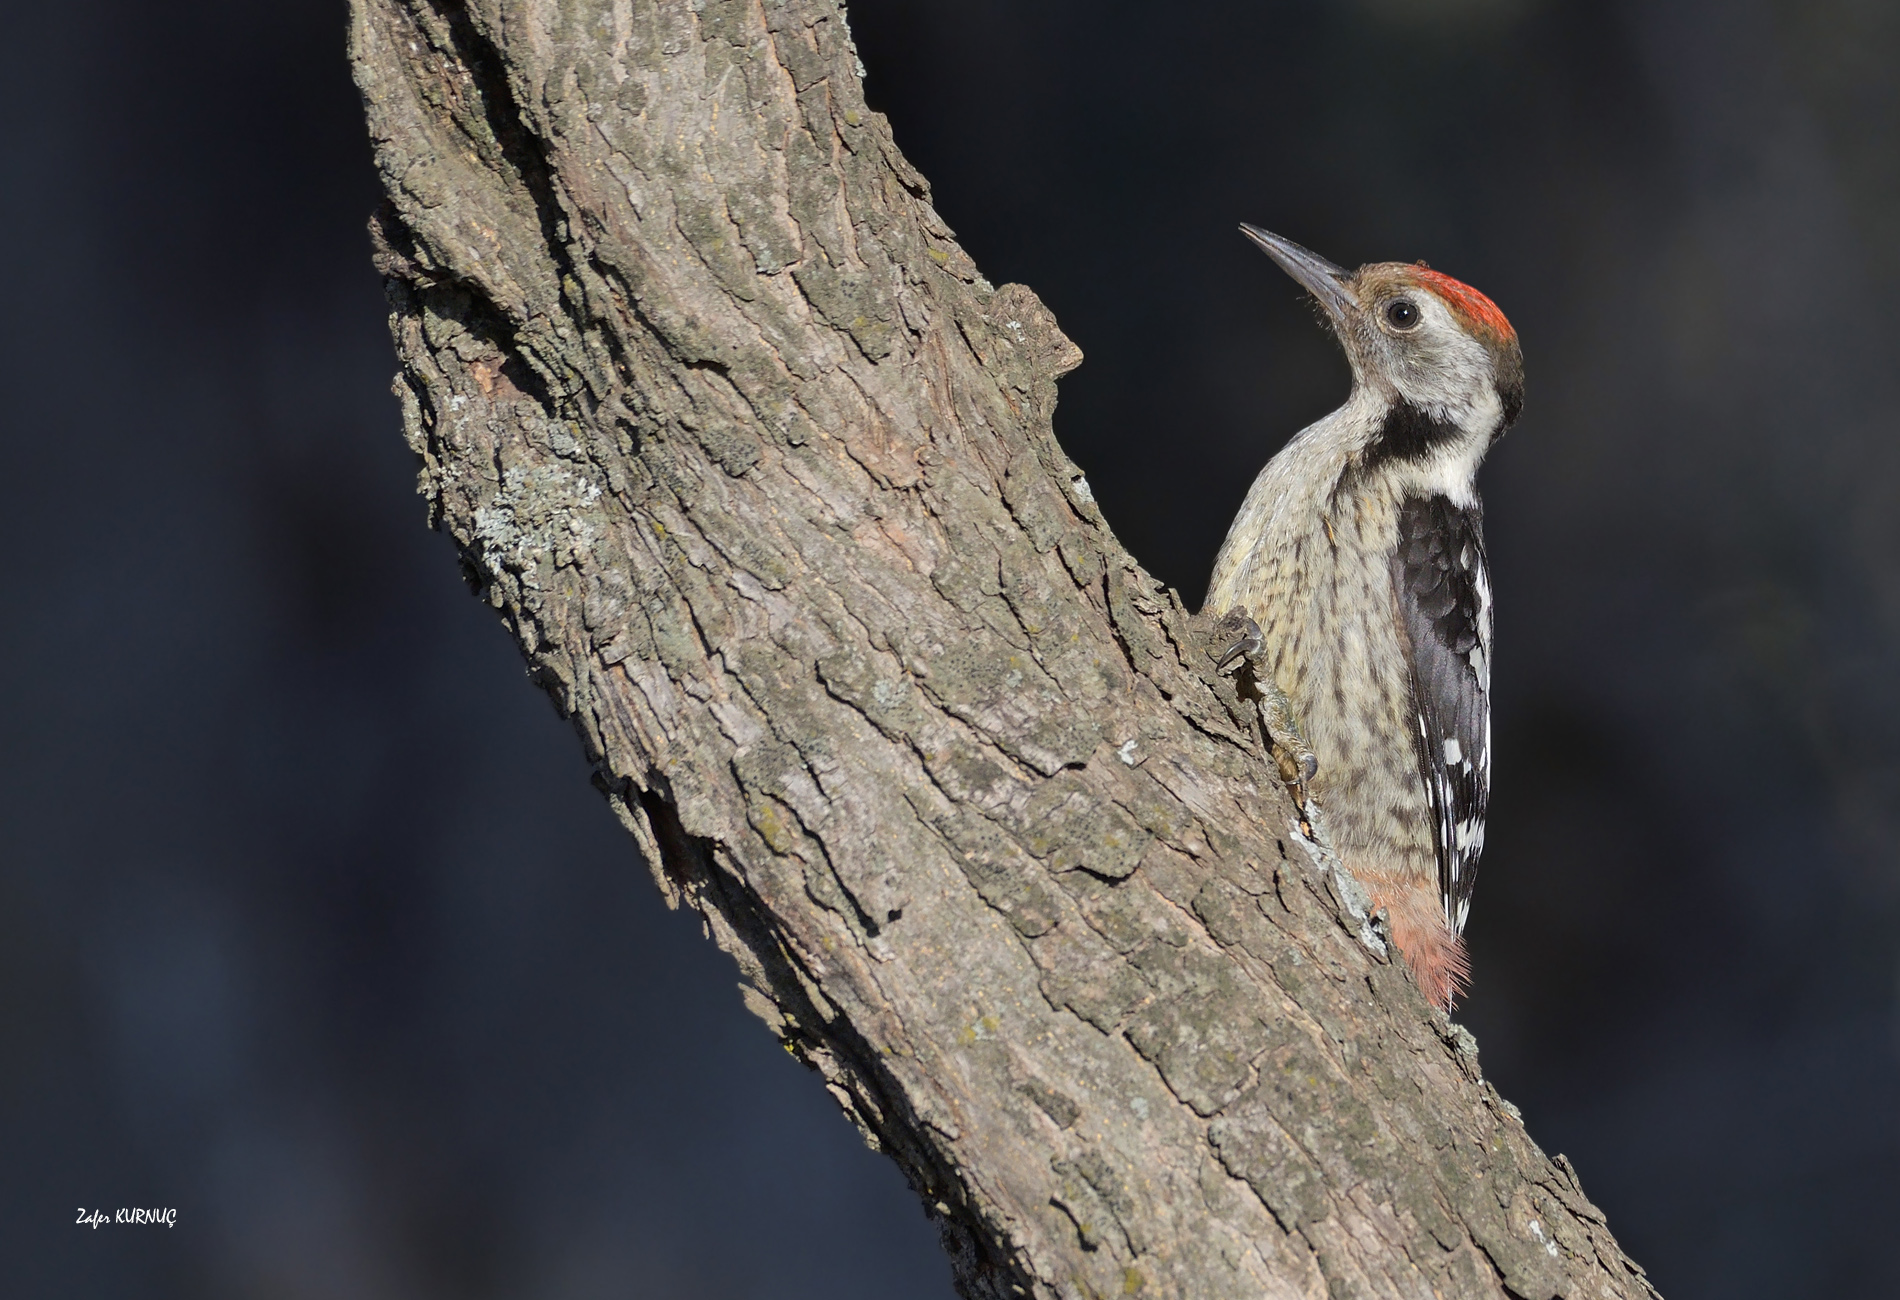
[{"xmin": 1241, "ymin": 225, "xmax": 1523, "ymax": 458}]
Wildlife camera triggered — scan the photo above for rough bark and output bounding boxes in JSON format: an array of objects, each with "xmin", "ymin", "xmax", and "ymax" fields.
[{"xmin": 347, "ymin": 3, "xmax": 1658, "ymax": 1297}]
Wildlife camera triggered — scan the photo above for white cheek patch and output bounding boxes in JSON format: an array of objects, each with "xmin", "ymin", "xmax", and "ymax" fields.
[
  {"xmin": 1391, "ymin": 304, "xmax": 1494, "ymax": 411},
  {"xmin": 1380, "ymin": 302, "xmax": 1505, "ymax": 506}
]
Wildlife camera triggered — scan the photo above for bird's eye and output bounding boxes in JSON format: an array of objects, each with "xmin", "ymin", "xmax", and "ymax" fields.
[{"xmin": 1385, "ymin": 299, "xmax": 1419, "ymax": 330}]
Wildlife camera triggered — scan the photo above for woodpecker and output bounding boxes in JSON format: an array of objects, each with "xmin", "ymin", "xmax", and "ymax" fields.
[{"xmin": 1206, "ymin": 226, "xmax": 1522, "ymax": 1012}]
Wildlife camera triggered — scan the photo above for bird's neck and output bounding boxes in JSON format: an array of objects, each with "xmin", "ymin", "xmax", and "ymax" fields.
[{"xmin": 1350, "ymin": 387, "xmax": 1501, "ymax": 508}]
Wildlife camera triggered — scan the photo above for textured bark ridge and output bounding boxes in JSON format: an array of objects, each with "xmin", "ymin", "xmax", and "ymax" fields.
[{"xmin": 349, "ymin": 3, "xmax": 1657, "ymax": 1296}]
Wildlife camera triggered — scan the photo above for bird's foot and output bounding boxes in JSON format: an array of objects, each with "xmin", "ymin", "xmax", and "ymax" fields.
[
  {"xmin": 1209, "ymin": 609, "xmax": 1319, "ymax": 797},
  {"xmin": 1257, "ymin": 678, "xmax": 1319, "ymax": 794}
]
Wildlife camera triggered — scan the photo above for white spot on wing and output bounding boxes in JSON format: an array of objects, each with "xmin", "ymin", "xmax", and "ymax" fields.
[
  {"xmin": 1471, "ymin": 562, "xmax": 1494, "ymax": 690},
  {"xmin": 1443, "ymin": 738, "xmax": 1463, "ymax": 765}
]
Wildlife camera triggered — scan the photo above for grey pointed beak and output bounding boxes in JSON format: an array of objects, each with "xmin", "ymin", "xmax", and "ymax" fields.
[{"xmin": 1239, "ymin": 224, "xmax": 1357, "ymax": 324}]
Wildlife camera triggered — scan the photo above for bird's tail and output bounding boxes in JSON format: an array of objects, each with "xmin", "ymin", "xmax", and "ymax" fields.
[{"xmin": 1363, "ymin": 875, "xmax": 1470, "ymax": 1014}]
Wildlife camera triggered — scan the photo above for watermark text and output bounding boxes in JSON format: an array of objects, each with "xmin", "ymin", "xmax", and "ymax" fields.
[{"xmin": 77, "ymin": 1207, "xmax": 176, "ymax": 1228}]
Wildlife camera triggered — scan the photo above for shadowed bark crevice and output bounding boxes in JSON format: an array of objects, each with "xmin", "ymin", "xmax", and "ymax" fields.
[{"xmin": 349, "ymin": 2, "xmax": 1659, "ymax": 1296}]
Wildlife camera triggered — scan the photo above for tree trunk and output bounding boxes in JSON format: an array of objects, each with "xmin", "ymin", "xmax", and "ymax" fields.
[{"xmin": 348, "ymin": 3, "xmax": 1657, "ymax": 1296}]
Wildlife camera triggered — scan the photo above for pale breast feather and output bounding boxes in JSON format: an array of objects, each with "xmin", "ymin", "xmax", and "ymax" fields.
[{"xmin": 1391, "ymin": 493, "xmax": 1491, "ymax": 934}]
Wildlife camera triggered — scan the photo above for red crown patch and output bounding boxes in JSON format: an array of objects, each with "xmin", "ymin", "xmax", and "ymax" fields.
[{"xmin": 1411, "ymin": 266, "xmax": 1515, "ymax": 340}]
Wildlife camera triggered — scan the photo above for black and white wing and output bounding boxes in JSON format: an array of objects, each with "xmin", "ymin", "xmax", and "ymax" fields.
[{"xmin": 1392, "ymin": 494, "xmax": 1492, "ymax": 935}]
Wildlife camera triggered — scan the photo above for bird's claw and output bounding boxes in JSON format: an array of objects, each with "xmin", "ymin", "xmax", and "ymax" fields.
[{"xmin": 1212, "ymin": 611, "xmax": 1264, "ymax": 675}]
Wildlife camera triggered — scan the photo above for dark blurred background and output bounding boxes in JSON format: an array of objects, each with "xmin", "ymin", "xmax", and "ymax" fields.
[{"xmin": 2, "ymin": 0, "xmax": 1895, "ymax": 1295}]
